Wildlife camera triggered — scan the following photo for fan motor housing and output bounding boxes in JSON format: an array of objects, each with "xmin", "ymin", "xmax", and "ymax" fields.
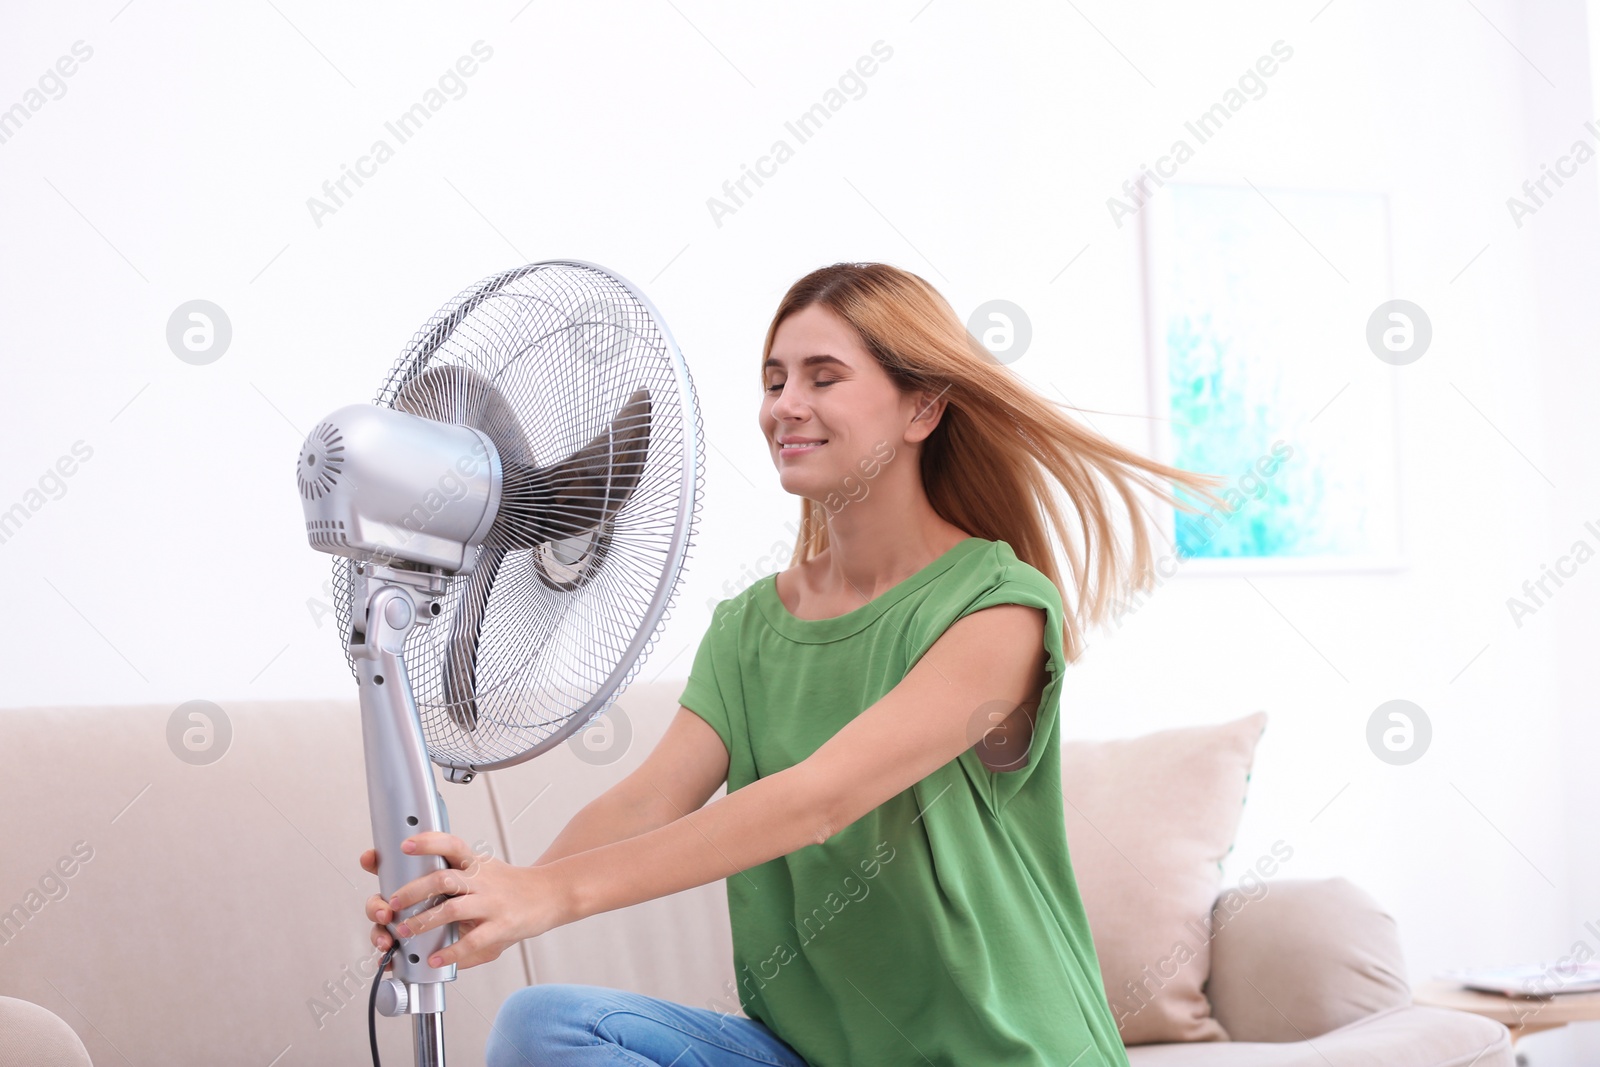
[{"xmin": 298, "ymin": 403, "xmax": 503, "ymax": 573}]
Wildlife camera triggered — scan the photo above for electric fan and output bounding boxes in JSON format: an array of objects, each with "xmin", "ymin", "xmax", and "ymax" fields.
[{"xmin": 295, "ymin": 259, "xmax": 703, "ymax": 1066}]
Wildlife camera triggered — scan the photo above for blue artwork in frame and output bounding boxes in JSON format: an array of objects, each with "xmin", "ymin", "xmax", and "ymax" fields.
[{"xmin": 1140, "ymin": 181, "xmax": 1405, "ymax": 573}]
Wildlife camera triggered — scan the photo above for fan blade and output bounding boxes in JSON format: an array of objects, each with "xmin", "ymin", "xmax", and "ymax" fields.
[
  {"xmin": 393, "ymin": 365, "xmax": 538, "ymax": 735},
  {"xmin": 392, "ymin": 364, "xmax": 538, "ymax": 467},
  {"xmin": 437, "ymin": 542, "xmax": 502, "ymax": 732},
  {"xmin": 499, "ymin": 388, "xmax": 651, "ymax": 549}
]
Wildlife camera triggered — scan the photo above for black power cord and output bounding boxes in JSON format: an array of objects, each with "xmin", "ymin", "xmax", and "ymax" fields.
[{"xmin": 369, "ymin": 938, "xmax": 400, "ymax": 1067}]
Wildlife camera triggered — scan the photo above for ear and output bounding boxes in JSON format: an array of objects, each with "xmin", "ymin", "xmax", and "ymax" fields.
[{"xmin": 904, "ymin": 387, "xmax": 948, "ymax": 444}]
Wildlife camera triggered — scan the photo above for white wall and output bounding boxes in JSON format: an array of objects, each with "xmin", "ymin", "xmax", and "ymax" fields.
[{"xmin": 3, "ymin": 1, "xmax": 1596, "ymax": 1061}]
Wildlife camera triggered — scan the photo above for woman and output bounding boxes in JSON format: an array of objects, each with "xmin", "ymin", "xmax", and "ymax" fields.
[{"xmin": 361, "ymin": 262, "xmax": 1224, "ymax": 1066}]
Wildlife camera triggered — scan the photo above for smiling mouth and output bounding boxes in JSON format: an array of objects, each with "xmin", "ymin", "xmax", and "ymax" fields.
[{"xmin": 779, "ymin": 440, "xmax": 828, "ymax": 454}]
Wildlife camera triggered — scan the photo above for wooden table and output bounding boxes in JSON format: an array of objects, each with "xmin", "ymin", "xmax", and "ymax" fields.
[{"xmin": 1413, "ymin": 979, "xmax": 1600, "ymax": 1046}]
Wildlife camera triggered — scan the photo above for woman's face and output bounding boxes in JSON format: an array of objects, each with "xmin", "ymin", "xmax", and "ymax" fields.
[{"xmin": 759, "ymin": 303, "xmax": 938, "ymax": 501}]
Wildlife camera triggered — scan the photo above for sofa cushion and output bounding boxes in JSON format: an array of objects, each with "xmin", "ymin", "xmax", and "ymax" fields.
[
  {"xmin": 1062, "ymin": 711, "xmax": 1268, "ymax": 1046},
  {"xmin": 1206, "ymin": 877, "xmax": 1412, "ymax": 1042},
  {"xmin": 0, "ymin": 996, "xmax": 92, "ymax": 1067},
  {"xmin": 1122, "ymin": 1003, "xmax": 1514, "ymax": 1067}
]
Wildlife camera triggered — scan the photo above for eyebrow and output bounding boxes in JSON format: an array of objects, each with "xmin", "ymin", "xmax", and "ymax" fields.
[{"xmin": 762, "ymin": 354, "xmax": 850, "ymax": 372}]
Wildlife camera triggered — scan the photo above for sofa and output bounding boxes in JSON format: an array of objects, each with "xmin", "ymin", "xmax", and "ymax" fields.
[{"xmin": 0, "ymin": 681, "xmax": 1513, "ymax": 1066}]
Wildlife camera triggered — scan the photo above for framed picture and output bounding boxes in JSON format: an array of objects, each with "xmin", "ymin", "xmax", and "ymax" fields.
[{"xmin": 1139, "ymin": 181, "xmax": 1407, "ymax": 574}]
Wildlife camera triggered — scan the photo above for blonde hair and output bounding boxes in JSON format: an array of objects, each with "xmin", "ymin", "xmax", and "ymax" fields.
[{"xmin": 761, "ymin": 261, "xmax": 1227, "ymax": 660}]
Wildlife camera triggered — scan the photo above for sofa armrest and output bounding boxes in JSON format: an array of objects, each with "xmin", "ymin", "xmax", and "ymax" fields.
[
  {"xmin": 0, "ymin": 997, "xmax": 94, "ymax": 1067},
  {"xmin": 1203, "ymin": 876, "xmax": 1412, "ymax": 1043}
]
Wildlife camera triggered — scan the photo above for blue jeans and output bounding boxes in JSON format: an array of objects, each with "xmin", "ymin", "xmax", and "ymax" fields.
[{"xmin": 486, "ymin": 982, "xmax": 812, "ymax": 1067}]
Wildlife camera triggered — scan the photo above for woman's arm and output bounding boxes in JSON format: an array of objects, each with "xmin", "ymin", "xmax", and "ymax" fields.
[
  {"xmin": 548, "ymin": 760, "xmax": 829, "ymax": 924},
  {"xmin": 548, "ymin": 603, "xmax": 1046, "ymax": 926},
  {"xmin": 382, "ymin": 762, "xmax": 827, "ymax": 969},
  {"xmin": 533, "ymin": 784, "xmax": 673, "ymax": 866},
  {"xmin": 385, "ymin": 605, "xmax": 1045, "ymax": 966},
  {"xmin": 361, "ymin": 710, "xmax": 726, "ymax": 953},
  {"xmin": 535, "ymin": 706, "xmax": 731, "ymax": 864}
]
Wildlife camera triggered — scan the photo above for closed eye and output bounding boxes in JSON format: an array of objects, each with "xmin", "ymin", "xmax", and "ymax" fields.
[{"xmin": 765, "ymin": 379, "xmax": 840, "ymax": 394}]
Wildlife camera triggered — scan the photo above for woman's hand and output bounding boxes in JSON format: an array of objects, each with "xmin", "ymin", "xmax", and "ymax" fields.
[
  {"xmin": 367, "ymin": 831, "xmax": 573, "ymax": 971},
  {"xmin": 359, "ymin": 848, "xmax": 399, "ymax": 963}
]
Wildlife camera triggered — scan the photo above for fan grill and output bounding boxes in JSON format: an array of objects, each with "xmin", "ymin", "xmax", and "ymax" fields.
[{"xmin": 331, "ymin": 261, "xmax": 704, "ymax": 772}]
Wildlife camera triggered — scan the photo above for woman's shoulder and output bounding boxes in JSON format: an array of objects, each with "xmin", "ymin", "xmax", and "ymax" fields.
[{"xmin": 954, "ymin": 537, "xmax": 1064, "ymax": 611}]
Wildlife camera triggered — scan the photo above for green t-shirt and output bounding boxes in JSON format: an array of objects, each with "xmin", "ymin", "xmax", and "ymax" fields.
[{"xmin": 678, "ymin": 536, "xmax": 1130, "ymax": 1067}]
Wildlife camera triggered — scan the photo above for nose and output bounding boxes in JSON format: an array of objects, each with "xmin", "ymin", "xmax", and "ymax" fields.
[{"xmin": 768, "ymin": 380, "xmax": 809, "ymax": 422}]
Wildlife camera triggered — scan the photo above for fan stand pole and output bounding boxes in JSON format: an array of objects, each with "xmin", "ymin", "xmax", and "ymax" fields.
[
  {"xmin": 352, "ymin": 565, "xmax": 460, "ymax": 1067},
  {"xmin": 413, "ymin": 1013, "xmax": 447, "ymax": 1064}
]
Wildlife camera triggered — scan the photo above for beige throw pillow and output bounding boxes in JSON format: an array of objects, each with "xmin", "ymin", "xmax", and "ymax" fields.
[{"xmin": 1062, "ymin": 711, "xmax": 1268, "ymax": 1046}]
